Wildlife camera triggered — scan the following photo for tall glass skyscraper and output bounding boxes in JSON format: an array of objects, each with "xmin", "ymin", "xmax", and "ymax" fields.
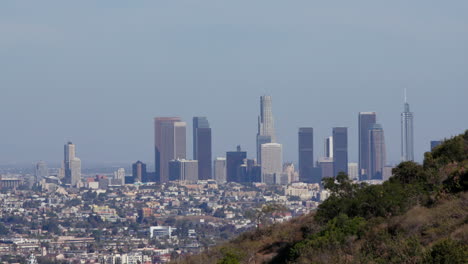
[
  {"xmin": 64, "ymin": 142, "xmax": 81, "ymax": 187},
  {"xmin": 298, "ymin": 127, "xmax": 314, "ymax": 183},
  {"xmin": 226, "ymin": 146, "xmax": 247, "ymax": 183},
  {"xmin": 333, "ymin": 127, "xmax": 348, "ymax": 177},
  {"xmin": 401, "ymin": 96, "xmax": 414, "ymax": 161},
  {"xmin": 132, "ymin": 161, "xmax": 147, "ymax": 183},
  {"xmin": 256, "ymin": 95, "xmax": 276, "ymax": 164},
  {"xmin": 154, "ymin": 117, "xmax": 186, "ymax": 183},
  {"xmin": 193, "ymin": 117, "xmax": 212, "ymax": 180},
  {"xmin": 369, "ymin": 124, "xmax": 387, "ymax": 180},
  {"xmin": 359, "ymin": 112, "xmax": 376, "ymax": 180}
]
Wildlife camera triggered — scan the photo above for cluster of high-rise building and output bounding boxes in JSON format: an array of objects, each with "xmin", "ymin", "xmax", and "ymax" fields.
[{"xmin": 31, "ymin": 93, "xmax": 427, "ymax": 187}]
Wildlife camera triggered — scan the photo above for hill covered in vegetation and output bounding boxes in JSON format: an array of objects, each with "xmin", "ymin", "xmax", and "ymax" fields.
[{"xmin": 177, "ymin": 130, "xmax": 468, "ymax": 264}]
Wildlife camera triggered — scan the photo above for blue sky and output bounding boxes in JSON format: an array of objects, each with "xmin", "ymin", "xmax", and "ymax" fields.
[{"xmin": 1, "ymin": 1, "xmax": 467, "ymax": 167}]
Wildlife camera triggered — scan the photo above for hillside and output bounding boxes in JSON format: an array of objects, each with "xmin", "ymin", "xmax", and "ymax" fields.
[{"xmin": 176, "ymin": 131, "xmax": 468, "ymax": 264}]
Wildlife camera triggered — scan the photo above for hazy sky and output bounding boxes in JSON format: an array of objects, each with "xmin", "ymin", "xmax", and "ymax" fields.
[{"xmin": 1, "ymin": 1, "xmax": 467, "ymax": 167}]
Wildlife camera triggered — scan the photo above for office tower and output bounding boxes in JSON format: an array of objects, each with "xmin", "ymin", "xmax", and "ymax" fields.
[
  {"xmin": 369, "ymin": 124, "xmax": 387, "ymax": 180},
  {"xmin": 247, "ymin": 160, "xmax": 262, "ymax": 183},
  {"xmin": 238, "ymin": 159, "xmax": 260, "ymax": 183},
  {"xmin": 431, "ymin": 140, "xmax": 442, "ymax": 151},
  {"xmin": 324, "ymin": 136, "xmax": 333, "ymax": 158},
  {"xmin": 318, "ymin": 157, "xmax": 334, "ymax": 180},
  {"xmin": 283, "ymin": 163, "xmax": 299, "ymax": 183},
  {"xmin": 256, "ymin": 95, "xmax": 276, "ymax": 164},
  {"xmin": 298, "ymin": 127, "xmax": 314, "ymax": 183},
  {"xmin": 347, "ymin": 163, "xmax": 359, "ymax": 180},
  {"xmin": 35, "ymin": 161, "xmax": 48, "ymax": 183},
  {"xmin": 169, "ymin": 159, "xmax": 198, "ymax": 183},
  {"xmin": 114, "ymin": 168, "xmax": 125, "ymax": 185},
  {"xmin": 154, "ymin": 117, "xmax": 186, "ymax": 183},
  {"xmin": 401, "ymin": 92, "xmax": 414, "ymax": 161},
  {"xmin": 226, "ymin": 146, "xmax": 247, "ymax": 183},
  {"xmin": 214, "ymin": 157, "xmax": 227, "ymax": 184},
  {"xmin": 333, "ymin": 127, "xmax": 348, "ymax": 177},
  {"xmin": 193, "ymin": 117, "xmax": 212, "ymax": 180},
  {"xmin": 261, "ymin": 143, "xmax": 283, "ymax": 184},
  {"xmin": 64, "ymin": 142, "xmax": 81, "ymax": 187},
  {"xmin": 359, "ymin": 112, "xmax": 377, "ymax": 179},
  {"xmin": 132, "ymin": 161, "xmax": 147, "ymax": 182}
]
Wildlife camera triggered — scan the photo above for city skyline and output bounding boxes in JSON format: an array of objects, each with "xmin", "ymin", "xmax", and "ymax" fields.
[{"xmin": 0, "ymin": 91, "xmax": 465, "ymax": 169}]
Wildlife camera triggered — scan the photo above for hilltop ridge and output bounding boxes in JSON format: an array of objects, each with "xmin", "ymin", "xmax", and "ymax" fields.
[{"xmin": 177, "ymin": 130, "xmax": 468, "ymax": 264}]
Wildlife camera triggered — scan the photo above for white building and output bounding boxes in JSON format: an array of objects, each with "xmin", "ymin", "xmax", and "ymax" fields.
[
  {"xmin": 348, "ymin": 162, "xmax": 358, "ymax": 180},
  {"xmin": 261, "ymin": 143, "xmax": 283, "ymax": 184},
  {"xmin": 35, "ymin": 161, "xmax": 48, "ymax": 183},
  {"xmin": 214, "ymin": 157, "xmax": 227, "ymax": 184},
  {"xmin": 114, "ymin": 168, "xmax": 125, "ymax": 185},
  {"xmin": 149, "ymin": 226, "xmax": 177, "ymax": 238}
]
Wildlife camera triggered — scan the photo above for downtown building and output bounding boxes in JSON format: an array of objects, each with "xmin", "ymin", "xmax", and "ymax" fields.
[
  {"xmin": 154, "ymin": 117, "xmax": 186, "ymax": 183},
  {"xmin": 226, "ymin": 146, "xmax": 247, "ymax": 183},
  {"xmin": 64, "ymin": 142, "xmax": 81, "ymax": 187},
  {"xmin": 261, "ymin": 143, "xmax": 283, "ymax": 184},
  {"xmin": 298, "ymin": 127, "xmax": 314, "ymax": 183},
  {"xmin": 256, "ymin": 95, "xmax": 276, "ymax": 164},
  {"xmin": 401, "ymin": 96, "xmax": 414, "ymax": 161},
  {"xmin": 132, "ymin": 161, "xmax": 147, "ymax": 183},
  {"xmin": 333, "ymin": 127, "xmax": 348, "ymax": 177},
  {"xmin": 193, "ymin": 117, "xmax": 212, "ymax": 180},
  {"xmin": 369, "ymin": 124, "xmax": 387, "ymax": 180},
  {"xmin": 35, "ymin": 161, "xmax": 48, "ymax": 183},
  {"xmin": 169, "ymin": 159, "xmax": 198, "ymax": 183},
  {"xmin": 359, "ymin": 112, "xmax": 377, "ymax": 180},
  {"xmin": 214, "ymin": 157, "xmax": 227, "ymax": 184}
]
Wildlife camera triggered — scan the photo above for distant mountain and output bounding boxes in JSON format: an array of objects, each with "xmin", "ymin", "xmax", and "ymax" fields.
[{"xmin": 177, "ymin": 130, "xmax": 468, "ymax": 264}]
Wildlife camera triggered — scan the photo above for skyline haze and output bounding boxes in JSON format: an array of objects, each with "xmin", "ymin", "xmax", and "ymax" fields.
[{"xmin": 1, "ymin": 1, "xmax": 467, "ymax": 167}]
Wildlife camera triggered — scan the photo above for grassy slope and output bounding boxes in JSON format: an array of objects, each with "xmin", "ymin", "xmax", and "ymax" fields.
[{"xmin": 177, "ymin": 131, "xmax": 468, "ymax": 264}]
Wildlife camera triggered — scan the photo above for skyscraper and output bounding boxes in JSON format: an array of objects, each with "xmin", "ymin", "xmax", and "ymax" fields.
[
  {"xmin": 193, "ymin": 117, "xmax": 212, "ymax": 180},
  {"xmin": 132, "ymin": 161, "xmax": 147, "ymax": 183},
  {"xmin": 214, "ymin": 157, "xmax": 227, "ymax": 184},
  {"xmin": 154, "ymin": 117, "xmax": 186, "ymax": 183},
  {"xmin": 114, "ymin": 168, "xmax": 125, "ymax": 185},
  {"xmin": 333, "ymin": 127, "xmax": 348, "ymax": 177},
  {"xmin": 256, "ymin": 95, "xmax": 276, "ymax": 164},
  {"xmin": 64, "ymin": 142, "xmax": 81, "ymax": 187},
  {"xmin": 226, "ymin": 146, "xmax": 247, "ymax": 183},
  {"xmin": 169, "ymin": 159, "xmax": 198, "ymax": 183},
  {"xmin": 401, "ymin": 93, "xmax": 414, "ymax": 161},
  {"xmin": 298, "ymin": 127, "xmax": 314, "ymax": 183},
  {"xmin": 35, "ymin": 161, "xmax": 48, "ymax": 183},
  {"xmin": 261, "ymin": 143, "xmax": 283, "ymax": 184},
  {"xmin": 239, "ymin": 159, "xmax": 261, "ymax": 183},
  {"xmin": 318, "ymin": 157, "xmax": 334, "ymax": 180},
  {"xmin": 347, "ymin": 163, "xmax": 358, "ymax": 180},
  {"xmin": 369, "ymin": 124, "xmax": 387, "ymax": 180},
  {"xmin": 359, "ymin": 112, "xmax": 376, "ymax": 180},
  {"xmin": 324, "ymin": 136, "xmax": 333, "ymax": 158}
]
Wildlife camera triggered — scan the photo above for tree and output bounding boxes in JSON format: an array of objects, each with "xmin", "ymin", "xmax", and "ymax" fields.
[{"xmin": 425, "ymin": 239, "xmax": 468, "ymax": 264}]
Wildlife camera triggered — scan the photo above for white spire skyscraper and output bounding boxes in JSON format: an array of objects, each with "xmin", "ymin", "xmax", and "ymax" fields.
[
  {"xmin": 256, "ymin": 95, "xmax": 276, "ymax": 164},
  {"xmin": 401, "ymin": 90, "xmax": 414, "ymax": 161}
]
